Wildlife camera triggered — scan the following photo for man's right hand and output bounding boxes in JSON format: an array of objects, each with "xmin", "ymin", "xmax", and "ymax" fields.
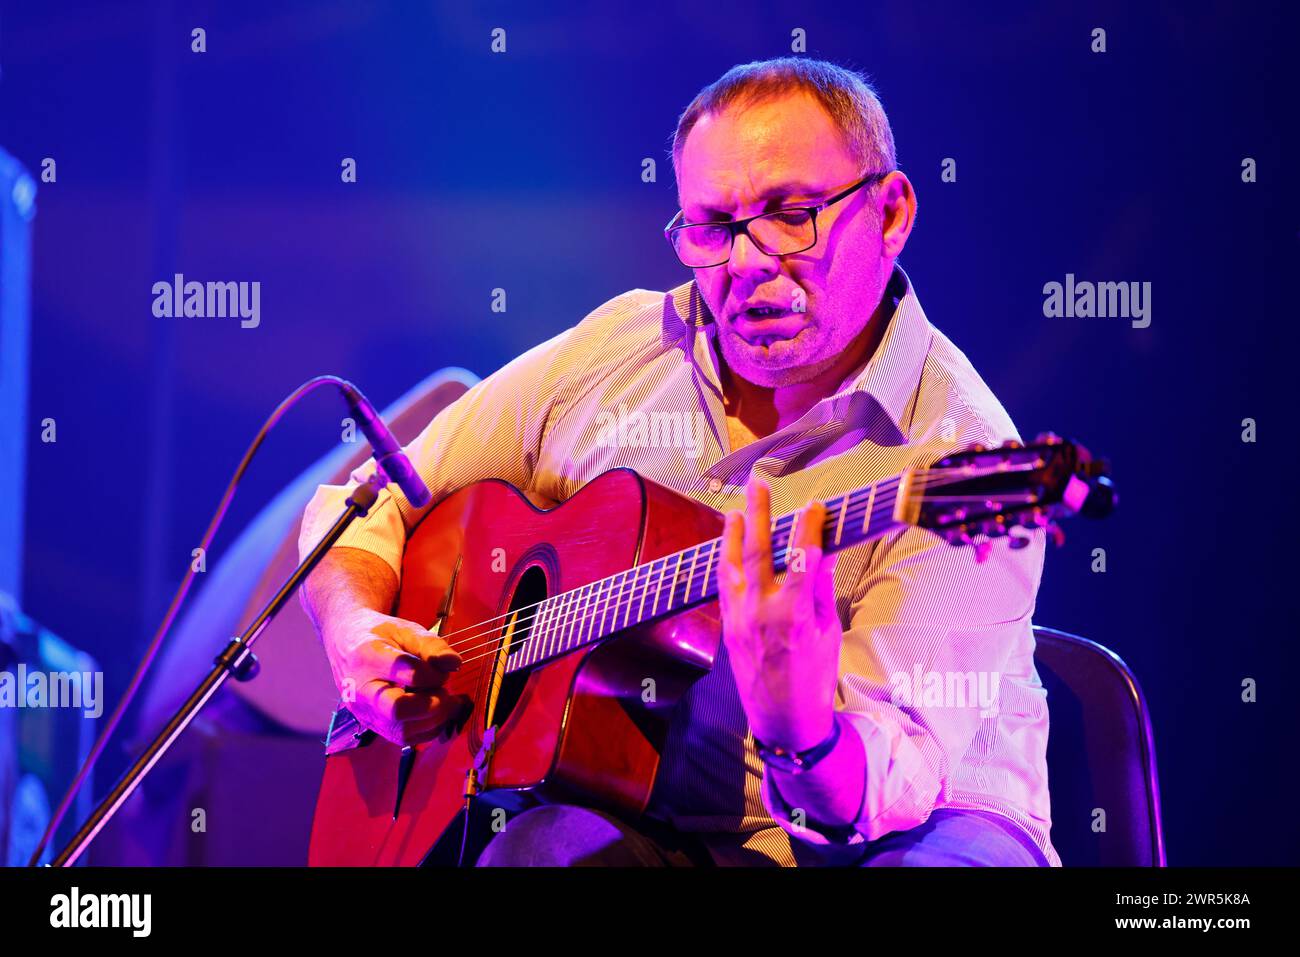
[{"xmin": 320, "ymin": 607, "xmax": 465, "ymax": 747}]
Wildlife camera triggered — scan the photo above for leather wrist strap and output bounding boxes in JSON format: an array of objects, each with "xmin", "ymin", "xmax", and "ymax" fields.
[{"xmin": 754, "ymin": 713, "xmax": 843, "ymax": 775}]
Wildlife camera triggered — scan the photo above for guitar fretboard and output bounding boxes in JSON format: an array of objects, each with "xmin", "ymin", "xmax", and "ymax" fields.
[{"xmin": 506, "ymin": 474, "xmax": 911, "ymax": 673}]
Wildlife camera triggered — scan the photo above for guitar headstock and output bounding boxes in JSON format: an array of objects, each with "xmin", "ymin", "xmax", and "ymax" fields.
[{"xmin": 900, "ymin": 432, "xmax": 1116, "ymax": 551}]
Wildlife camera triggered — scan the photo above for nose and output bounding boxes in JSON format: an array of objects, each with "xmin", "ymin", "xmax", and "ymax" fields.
[{"xmin": 727, "ymin": 228, "xmax": 779, "ymax": 284}]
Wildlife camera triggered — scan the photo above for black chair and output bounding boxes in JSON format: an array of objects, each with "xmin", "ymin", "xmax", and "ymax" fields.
[{"xmin": 1034, "ymin": 626, "xmax": 1166, "ymax": 866}]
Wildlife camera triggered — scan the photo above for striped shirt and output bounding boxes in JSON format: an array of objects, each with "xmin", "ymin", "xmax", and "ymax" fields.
[{"xmin": 299, "ymin": 263, "xmax": 1060, "ymax": 867}]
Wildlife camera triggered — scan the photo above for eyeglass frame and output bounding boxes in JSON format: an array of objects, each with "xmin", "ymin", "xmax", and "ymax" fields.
[{"xmin": 663, "ymin": 170, "xmax": 890, "ymax": 268}]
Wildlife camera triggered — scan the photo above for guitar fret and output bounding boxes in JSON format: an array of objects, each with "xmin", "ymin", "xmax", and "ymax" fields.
[
  {"xmin": 862, "ymin": 484, "xmax": 876, "ymax": 538},
  {"xmin": 520, "ymin": 608, "xmax": 533, "ymax": 668},
  {"xmin": 606, "ymin": 575, "xmax": 619, "ymax": 636},
  {"xmin": 568, "ymin": 591, "xmax": 578, "ymax": 649},
  {"xmin": 589, "ymin": 579, "xmax": 606, "ymax": 643},
  {"xmin": 559, "ymin": 590, "xmax": 574, "ymax": 657},
  {"xmin": 556, "ymin": 594, "xmax": 567, "ymax": 656},
  {"xmin": 550, "ymin": 598, "xmax": 562, "ymax": 662},
  {"xmin": 592, "ymin": 580, "xmax": 606, "ymax": 642},
  {"xmin": 604, "ymin": 574, "xmax": 619, "ymax": 636},
  {"xmin": 509, "ymin": 609, "xmax": 522, "ymax": 668},
  {"xmin": 514, "ymin": 610, "xmax": 527, "ymax": 668},
  {"xmin": 616, "ymin": 572, "xmax": 629, "ymax": 631},
  {"xmin": 636, "ymin": 561, "xmax": 652, "ymax": 623},
  {"xmin": 834, "ymin": 494, "xmax": 847, "ymax": 546},
  {"xmin": 650, "ymin": 559, "xmax": 664, "ymax": 618},
  {"xmin": 665, "ymin": 552, "xmax": 684, "ymax": 611},
  {"xmin": 537, "ymin": 595, "xmax": 552, "ymax": 662},
  {"xmin": 594, "ymin": 580, "xmax": 608, "ymax": 642},
  {"xmin": 598, "ymin": 577, "xmax": 613, "ymax": 639},
  {"xmin": 545, "ymin": 599, "xmax": 558, "ymax": 659},
  {"xmin": 543, "ymin": 595, "xmax": 557, "ymax": 660},
  {"xmin": 532, "ymin": 600, "xmax": 548, "ymax": 666},
  {"xmin": 601, "ymin": 573, "xmax": 619, "ymax": 636},
  {"xmin": 701, "ymin": 539, "xmax": 717, "ymax": 599},
  {"xmin": 565, "ymin": 590, "xmax": 578, "ymax": 652},
  {"xmin": 575, "ymin": 584, "xmax": 593, "ymax": 645},
  {"xmin": 683, "ymin": 547, "xmax": 698, "ymax": 606},
  {"xmin": 621, "ymin": 568, "xmax": 636, "ymax": 630}
]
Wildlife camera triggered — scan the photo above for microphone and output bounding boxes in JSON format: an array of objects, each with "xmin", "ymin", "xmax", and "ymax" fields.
[{"xmin": 337, "ymin": 380, "xmax": 432, "ymax": 508}]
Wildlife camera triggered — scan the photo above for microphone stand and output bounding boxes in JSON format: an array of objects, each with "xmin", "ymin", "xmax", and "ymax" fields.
[{"xmin": 50, "ymin": 471, "xmax": 390, "ymax": 867}]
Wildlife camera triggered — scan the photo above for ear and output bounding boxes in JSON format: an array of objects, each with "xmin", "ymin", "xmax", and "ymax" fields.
[{"xmin": 876, "ymin": 171, "xmax": 917, "ymax": 260}]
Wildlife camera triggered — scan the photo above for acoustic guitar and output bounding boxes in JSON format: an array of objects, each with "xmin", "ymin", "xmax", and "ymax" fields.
[{"xmin": 308, "ymin": 433, "xmax": 1114, "ymax": 865}]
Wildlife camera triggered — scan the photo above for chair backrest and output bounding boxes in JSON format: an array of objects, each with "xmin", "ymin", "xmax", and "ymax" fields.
[{"xmin": 1033, "ymin": 626, "xmax": 1166, "ymax": 866}]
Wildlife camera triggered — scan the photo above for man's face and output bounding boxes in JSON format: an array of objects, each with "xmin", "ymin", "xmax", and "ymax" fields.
[{"xmin": 677, "ymin": 91, "xmax": 889, "ymax": 388}]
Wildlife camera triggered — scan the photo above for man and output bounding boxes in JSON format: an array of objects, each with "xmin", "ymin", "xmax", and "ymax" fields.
[{"xmin": 299, "ymin": 57, "xmax": 1057, "ymax": 867}]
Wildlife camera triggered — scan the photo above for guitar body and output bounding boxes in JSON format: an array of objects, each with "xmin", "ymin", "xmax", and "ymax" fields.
[{"xmin": 308, "ymin": 468, "xmax": 724, "ymax": 866}]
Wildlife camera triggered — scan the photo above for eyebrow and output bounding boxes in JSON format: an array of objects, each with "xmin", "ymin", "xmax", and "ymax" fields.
[{"xmin": 686, "ymin": 180, "xmax": 830, "ymax": 220}]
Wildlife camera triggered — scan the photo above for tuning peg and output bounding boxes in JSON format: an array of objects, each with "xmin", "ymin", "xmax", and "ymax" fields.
[
  {"xmin": 1002, "ymin": 439, "xmax": 1022, "ymax": 449},
  {"xmin": 973, "ymin": 540, "xmax": 993, "ymax": 563},
  {"xmin": 1046, "ymin": 522, "xmax": 1066, "ymax": 547},
  {"xmin": 1080, "ymin": 474, "xmax": 1118, "ymax": 519},
  {"xmin": 1008, "ymin": 532, "xmax": 1032, "ymax": 550},
  {"xmin": 1034, "ymin": 431, "xmax": 1063, "ymax": 445}
]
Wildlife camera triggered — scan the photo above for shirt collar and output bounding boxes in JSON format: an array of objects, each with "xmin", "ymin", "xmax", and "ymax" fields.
[{"xmin": 660, "ymin": 263, "xmax": 933, "ymax": 440}]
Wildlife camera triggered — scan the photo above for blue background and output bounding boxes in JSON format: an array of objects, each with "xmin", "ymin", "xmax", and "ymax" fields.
[{"xmin": 1, "ymin": 0, "xmax": 1295, "ymax": 864}]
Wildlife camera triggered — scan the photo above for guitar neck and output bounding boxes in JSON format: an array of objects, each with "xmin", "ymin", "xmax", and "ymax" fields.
[{"xmin": 507, "ymin": 472, "xmax": 917, "ymax": 672}]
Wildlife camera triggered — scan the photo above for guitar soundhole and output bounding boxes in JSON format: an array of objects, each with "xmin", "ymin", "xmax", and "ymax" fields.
[{"xmin": 487, "ymin": 564, "xmax": 548, "ymax": 730}]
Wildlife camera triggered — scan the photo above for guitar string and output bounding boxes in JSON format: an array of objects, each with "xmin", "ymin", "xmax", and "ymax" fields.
[
  {"xmin": 420, "ymin": 463, "xmax": 1041, "ymax": 666},
  {"xmin": 436, "ymin": 530, "xmax": 1046, "ymax": 702},
  {"xmin": 431, "ymin": 470, "xmax": 1047, "ymax": 681},
  {"xmin": 417, "ymin": 461, "xmax": 1023, "ymax": 658},
  {"xmin": 434, "ymin": 474, "xmax": 907, "ymax": 661},
  {"xmin": 429, "ymin": 493, "xmax": 902, "ymax": 692}
]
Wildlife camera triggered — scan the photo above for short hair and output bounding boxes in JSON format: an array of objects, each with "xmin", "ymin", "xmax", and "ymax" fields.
[{"xmin": 670, "ymin": 57, "xmax": 897, "ymax": 185}]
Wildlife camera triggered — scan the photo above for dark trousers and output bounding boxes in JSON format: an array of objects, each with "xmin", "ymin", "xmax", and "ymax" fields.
[{"xmin": 476, "ymin": 803, "xmax": 1051, "ymax": 867}]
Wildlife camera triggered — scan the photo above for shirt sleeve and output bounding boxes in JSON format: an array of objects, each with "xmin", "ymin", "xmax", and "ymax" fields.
[
  {"xmin": 296, "ymin": 292, "xmax": 638, "ymax": 580},
  {"xmin": 760, "ymin": 515, "xmax": 1047, "ymax": 848}
]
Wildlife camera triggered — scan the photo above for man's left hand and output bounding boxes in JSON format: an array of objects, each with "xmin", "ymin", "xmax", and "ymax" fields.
[{"xmin": 718, "ymin": 478, "xmax": 842, "ymax": 753}]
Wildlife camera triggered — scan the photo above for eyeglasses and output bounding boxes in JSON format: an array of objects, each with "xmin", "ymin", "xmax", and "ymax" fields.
[{"xmin": 664, "ymin": 171, "xmax": 888, "ymax": 268}]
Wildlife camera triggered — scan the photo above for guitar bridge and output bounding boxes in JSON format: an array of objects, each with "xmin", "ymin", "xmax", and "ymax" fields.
[{"xmin": 465, "ymin": 725, "xmax": 496, "ymax": 798}]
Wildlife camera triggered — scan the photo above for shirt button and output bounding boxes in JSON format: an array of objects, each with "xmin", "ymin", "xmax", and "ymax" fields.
[{"xmin": 708, "ymin": 478, "xmax": 723, "ymax": 494}]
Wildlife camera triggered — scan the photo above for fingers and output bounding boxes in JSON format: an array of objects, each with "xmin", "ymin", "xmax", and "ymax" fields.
[
  {"xmin": 726, "ymin": 481, "xmax": 826, "ymax": 600},
  {"xmin": 720, "ymin": 510, "xmax": 746, "ymax": 603},
  {"xmin": 791, "ymin": 499, "xmax": 827, "ymax": 559},
  {"xmin": 786, "ymin": 501, "xmax": 828, "ymax": 596},
  {"xmin": 369, "ymin": 620, "xmax": 462, "ymax": 688},
  {"xmin": 354, "ymin": 639, "xmax": 442, "ymax": 689},
  {"xmin": 742, "ymin": 479, "xmax": 775, "ymax": 592},
  {"xmin": 368, "ymin": 684, "xmax": 466, "ymax": 746},
  {"xmin": 814, "ymin": 548, "xmax": 839, "ymax": 626}
]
